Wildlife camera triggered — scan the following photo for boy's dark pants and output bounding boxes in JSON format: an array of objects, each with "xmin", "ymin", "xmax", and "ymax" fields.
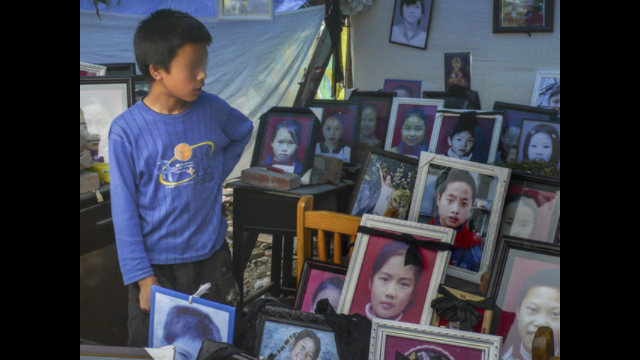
[{"xmin": 126, "ymin": 241, "xmax": 239, "ymax": 347}]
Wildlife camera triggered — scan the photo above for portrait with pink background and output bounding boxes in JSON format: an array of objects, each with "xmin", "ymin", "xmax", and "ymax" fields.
[
  {"xmin": 260, "ymin": 115, "xmax": 313, "ymax": 165},
  {"xmin": 389, "ymin": 104, "xmax": 438, "ymax": 150},
  {"xmin": 316, "ymin": 105, "xmax": 359, "ymax": 148},
  {"xmin": 300, "ymin": 269, "xmax": 346, "ymax": 313},
  {"xmin": 358, "ymin": 99, "xmax": 392, "ymax": 143},
  {"xmin": 434, "ymin": 114, "xmax": 497, "ymax": 163},
  {"xmin": 384, "ymin": 335, "xmax": 483, "ymax": 360}
]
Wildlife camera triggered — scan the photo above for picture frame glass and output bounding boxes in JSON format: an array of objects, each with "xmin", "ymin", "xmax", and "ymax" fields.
[
  {"xmin": 258, "ymin": 319, "xmax": 339, "ymax": 360},
  {"xmin": 351, "ymin": 97, "xmax": 393, "ymax": 150},
  {"xmin": 80, "ymin": 82, "xmax": 129, "ymax": 164},
  {"xmin": 531, "ymin": 72, "xmax": 560, "ymax": 119},
  {"xmin": 500, "ymin": 0, "xmax": 547, "ymax": 28},
  {"xmin": 258, "ymin": 114, "xmax": 315, "ymax": 174},
  {"xmin": 310, "ymin": 103, "xmax": 360, "ymax": 164},
  {"xmin": 220, "ymin": 0, "xmax": 273, "ymax": 19},
  {"xmin": 384, "ymin": 335, "xmax": 484, "ymax": 360},
  {"xmin": 444, "ymin": 52, "xmax": 471, "ymax": 91},
  {"xmin": 416, "ymin": 164, "xmax": 499, "ymax": 273},
  {"xmin": 516, "ymin": 119, "xmax": 560, "ymax": 169},
  {"xmin": 500, "ymin": 178, "xmax": 559, "ymax": 243},
  {"xmin": 433, "ymin": 114, "xmax": 498, "ymax": 164},
  {"xmin": 389, "ymin": 0, "xmax": 434, "ymax": 49},
  {"xmin": 350, "ymin": 151, "xmax": 418, "ymax": 220},
  {"xmin": 299, "ymin": 268, "xmax": 346, "ymax": 313},
  {"xmin": 494, "ymin": 248, "xmax": 560, "ymax": 359},
  {"xmin": 387, "ymin": 103, "xmax": 438, "ymax": 159}
]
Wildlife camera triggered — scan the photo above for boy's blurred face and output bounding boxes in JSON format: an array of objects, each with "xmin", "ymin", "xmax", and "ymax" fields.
[
  {"xmin": 516, "ymin": 285, "xmax": 560, "ymax": 354},
  {"xmin": 436, "ymin": 181, "xmax": 473, "ymax": 228},
  {"xmin": 156, "ymin": 43, "xmax": 208, "ymax": 103}
]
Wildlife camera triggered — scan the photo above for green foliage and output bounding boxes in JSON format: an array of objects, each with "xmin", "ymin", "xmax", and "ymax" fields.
[{"xmin": 504, "ymin": 160, "xmax": 559, "ymax": 178}]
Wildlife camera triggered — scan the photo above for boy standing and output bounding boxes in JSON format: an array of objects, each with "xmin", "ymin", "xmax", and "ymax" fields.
[{"xmin": 108, "ymin": 9, "xmax": 254, "ymax": 346}]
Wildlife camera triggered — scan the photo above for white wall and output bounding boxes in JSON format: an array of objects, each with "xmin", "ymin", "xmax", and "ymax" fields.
[{"xmin": 350, "ymin": 1, "xmax": 560, "ymax": 109}]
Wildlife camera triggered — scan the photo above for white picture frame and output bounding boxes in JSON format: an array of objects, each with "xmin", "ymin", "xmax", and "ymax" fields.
[
  {"xmin": 430, "ymin": 110, "xmax": 503, "ymax": 165},
  {"xmin": 530, "ymin": 70, "xmax": 560, "ymax": 108},
  {"xmin": 408, "ymin": 152, "xmax": 511, "ymax": 284},
  {"xmin": 80, "ymin": 61, "xmax": 107, "ymax": 76},
  {"xmin": 336, "ymin": 214, "xmax": 454, "ymax": 325},
  {"xmin": 370, "ymin": 319, "xmax": 502, "ymax": 360},
  {"xmin": 217, "ymin": 0, "xmax": 274, "ymax": 20}
]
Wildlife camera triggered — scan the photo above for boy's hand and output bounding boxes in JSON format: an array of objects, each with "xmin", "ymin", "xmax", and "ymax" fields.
[{"xmin": 137, "ymin": 275, "xmax": 159, "ymax": 313}]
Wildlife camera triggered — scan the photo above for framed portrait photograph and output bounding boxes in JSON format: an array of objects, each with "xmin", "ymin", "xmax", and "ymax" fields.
[
  {"xmin": 337, "ymin": 214, "xmax": 455, "ymax": 325},
  {"xmin": 430, "ymin": 285, "xmax": 494, "ymax": 334},
  {"xmin": 250, "ymin": 107, "xmax": 319, "ymax": 175},
  {"xmin": 422, "ymin": 90, "xmax": 481, "ymax": 110},
  {"xmin": 80, "ymin": 62, "xmax": 107, "ymax": 76},
  {"xmin": 349, "ymin": 148, "xmax": 419, "ymax": 220},
  {"xmin": 294, "ymin": 260, "xmax": 348, "ymax": 313},
  {"xmin": 383, "ymin": 79, "xmax": 422, "ymax": 98},
  {"xmin": 431, "ymin": 111, "xmax": 503, "ymax": 164},
  {"xmin": 149, "ymin": 286, "xmax": 236, "ymax": 360},
  {"xmin": 217, "ymin": 0, "xmax": 274, "ymax": 20},
  {"xmin": 530, "ymin": 70, "xmax": 560, "ymax": 119},
  {"xmin": 370, "ymin": 319, "xmax": 502, "ymax": 360},
  {"xmin": 384, "ymin": 98, "xmax": 444, "ymax": 159},
  {"xmin": 492, "ymin": 101, "xmax": 557, "ymax": 165},
  {"xmin": 444, "ymin": 52, "xmax": 471, "ymax": 91},
  {"xmin": 389, "ymin": 0, "xmax": 434, "ymax": 50},
  {"xmin": 256, "ymin": 306, "xmax": 339, "ymax": 360},
  {"xmin": 308, "ymin": 100, "xmax": 361, "ymax": 165},
  {"xmin": 516, "ymin": 119, "xmax": 560, "ymax": 170},
  {"xmin": 487, "ymin": 236, "xmax": 560, "ymax": 360},
  {"xmin": 499, "ymin": 170, "xmax": 560, "ymax": 244},
  {"xmin": 493, "ymin": 0, "xmax": 554, "ymax": 33},
  {"xmin": 80, "ymin": 76, "xmax": 134, "ymax": 164},
  {"xmin": 99, "ymin": 62, "xmax": 137, "ymax": 76},
  {"xmin": 408, "ymin": 153, "xmax": 511, "ymax": 284},
  {"xmin": 349, "ymin": 91, "xmax": 396, "ymax": 158}
]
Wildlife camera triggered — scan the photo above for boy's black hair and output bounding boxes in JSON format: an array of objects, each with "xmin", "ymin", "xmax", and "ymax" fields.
[
  {"xmin": 273, "ymin": 118, "xmax": 301, "ymax": 145},
  {"xmin": 162, "ymin": 305, "xmax": 221, "ymax": 344},
  {"xmin": 517, "ymin": 268, "xmax": 560, "ymax": 306},
  {"xmin": 134, "ymin": 9, "xmax": 212, "ymax": 81},
  {"xmin": 400, "ymin": 0, "xmax": 425, "ymax": 18},
  {"xmin": 448, "ymin": 114, "xmax": 478, "ymax": 139},
  {"xmin": 435, "ymin": 168, "xmax": 477, "ymax": 202}
]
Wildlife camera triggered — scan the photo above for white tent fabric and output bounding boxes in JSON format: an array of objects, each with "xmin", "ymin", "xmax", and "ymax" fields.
[{"xmin": 80, "ymin": 6, "xmax": 324, "ymax": 178}]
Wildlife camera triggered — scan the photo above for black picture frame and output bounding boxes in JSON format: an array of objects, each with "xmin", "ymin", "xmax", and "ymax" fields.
[
  {"xmin": 294, "ymin": 260, "xmax": 348, "ymax": 312},
  {"xmin": 444, "ymin": 52, "xmax": 472, "ymax": 92},
  {"xmin": 307, "ymin": 99, "xmax": 363, "ymax": 166},
  {"xmin": 388, "ymin": 0, "xmax": 435, "ymax": 50},
  {"xmin": 256, "ymin": 306, "xmax": 338, "ymax": 360},
  {"xmin": 499, "ymin": 169, "xmax": 560, "ymax": 245},
  {"xmin": 486, "ymin": 235, "xmax": 559, "ymax": 356},
  {"xmin": 348, "ymin": 147, "xmax": 419, "ymax": 220},
  {"xmin": 348, "ymin": 91, "xmax": 396, "ymax": 162},
  {"xmin": 422, "ymin": 90, "xmax": 481, "ymax": 110},
  {"xmin": 493, "ymin": 0, "xmax": 554, "ymax": 33},
  {"xmin": 100, "ymin": 62, "xmax": 137, "ymax": 76},
  {"xmin": 250, "ymin": 106, "xmax": 320, "ymax": 176}
]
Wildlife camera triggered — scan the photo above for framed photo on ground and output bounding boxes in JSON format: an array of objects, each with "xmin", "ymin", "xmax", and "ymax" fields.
[
  {"xmin": 80, "ymin": 76, "xmax": 133, "ymax": 164},
  {"xmin": 383, "ymin": 79, "xmax": 422, "ymax": 98},
  {"xmin": 370, "ymin": 319, "xmax": 502, "ymax": 360},
  {"xmin": 530, "ymin": 70, "xmax": 560, "ymax": 119},
  {"xmin": 499, "ymin": 170, "xmax": 560, "ymax": 243},
  {"xmin": 431, "ymin": 110, "xmax": 503, "ymax": 164},
  {"xmin": 444, "ymin": 52, "xmax": 471, "ymax": 91},
  {"xmin": 337, "ymin": 214, "xmax": 454, "ymax": 324},
  {"xmin": 308, "ymin": 100, "xmax": 362, "ymax": 165},
  {"xmin": 516, "ymin": 119, "xmax": 560, "ymax": 170},
  {"xmin": 389, "ymin": 0, "xmax": 434, "ymax": 50},
  {"xmin": 349, "ymin": 91, "xmax": 396, "ymax": 154},
  {"xmin": 493, "ymin": 0, "xmax": 554, "ymax": 33},
  {"xmin": 384, "ymin": 98, "xmax": 444, "ymax": 159},
  {"xmin": 256, "ymin": 306, "xmax": 339, "ymax": 360},
  {"xmin": 349, "ymin": 148, "xmax": 419, "ymax": 220},
  {"xmin": 492, "ymin": 101, "xmax": 557, "ymax": 166},
  {"xmin": 408, "ymin": 153, "xmax": 511, "ymax": 284},
  {"xmin": 149, "ymin": 286, "xmax": 236, "ymax": 360},
  {"xmin": 430, "ymin": 285, "xmax": 494, "ymax": 334},
  {"xmin": 294, "ymin": 260, "xmax": 348, "ymax": 313},
  {"xmin": 487, "ymin": 236, "xmax": 560, "ymax": 360},
  {"xmin": 217, "ymin": 0, "xmax": 274, "ymax": 20},
  {"xmin": 250, "ymin": 107, "xmax": 319, "ymax": 175}
]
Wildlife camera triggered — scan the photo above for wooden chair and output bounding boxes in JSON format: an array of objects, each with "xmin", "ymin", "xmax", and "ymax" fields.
[
  {"xmin": 296, "ymin": 195, "xmax": 361, "ymax": 285},
  {"xmin": 532, "ymin": 326, "xmax": 560, "ymax": 360}
]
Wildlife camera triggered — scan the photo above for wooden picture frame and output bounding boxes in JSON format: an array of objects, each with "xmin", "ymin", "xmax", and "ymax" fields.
[
  {"xmin": 307, "ymin": 99, "xmax": 362, "ymax": 166},
  {"xmin": 493, "ymin": 0, "xmax": 554, "ymax": 33},
  {"xmin": 294, "ymin": 259, "xmax": 348, "ymax": 312}
]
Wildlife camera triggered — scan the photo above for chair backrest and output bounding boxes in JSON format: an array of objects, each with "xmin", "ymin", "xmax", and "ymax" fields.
[
  {"xmin": 532, "ymin": 326, "xmax": 559, "ymax": 360},
  {"xmin": 296, "ymin": 195, "xmax": 361, "ymax": 285}
]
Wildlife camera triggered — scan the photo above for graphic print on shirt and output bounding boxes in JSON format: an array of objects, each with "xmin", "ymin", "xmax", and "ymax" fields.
[{"xmin": 158, "ymin": 142, "xmax": 215, "ymax": 188}]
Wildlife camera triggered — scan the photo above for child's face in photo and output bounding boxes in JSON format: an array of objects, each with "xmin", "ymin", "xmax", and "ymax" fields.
[
  {"xmin": 312, "ymin": 286, "xmax": 342, "ymax": 311},
  {"xmin": 548, "ymin": 94, "xmax": 560, "ymax": 116},
  {"xmin": 401, "ymin": 115, "xmax": 426, "ymax": 147},
  {"xmin": 500, "ymin": 201, "xmax": 536, "ymax": 239},
  {"xmin": 360, "ymin": 107, "xmax": 378, "ymax": 138},
  {"xmin": 516, "ymin": 285, "xmax": 560, "ymax": 354},
  {"xmin": 322, "ymin": 117, "xmax": 344, "ymax": 147},
  {"xmin": 402, "ymin": 2, "xmax": 422, "ymax": 24},
  {"xmin": 369, "ymin": 254, "xmax": 417, "ymax": 319},
  {"xmin": 271, "ymin": 127, "xmax": 298, "ymax": 163},
  {"xmin": 501, "ymin": 126, "xmax": 520, "ymax": 151},
  {"xmin": 527, "ymin": 132, "xmax": 553, "ymax": 162},
  {"xmin": 172, "ymin": 335, "xmax": 202, "ymax": 360},
  {"xmin": 436, "ymin": 181, "xmax": 473, "ymax": 229},
  {"xmin": 448, "ymin": 130, "xmax": 474, "ymax": 157},
  {"xmin": 156, "ymin": 43, "xmax": 208, "ymax": 103},
  {"xmin": 394, "ymin": 88, "xmax": 411, "ymax": 98},
  {"xmin": 291, "ymin": 336, "xmax": 317, "ymax": 360}
]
